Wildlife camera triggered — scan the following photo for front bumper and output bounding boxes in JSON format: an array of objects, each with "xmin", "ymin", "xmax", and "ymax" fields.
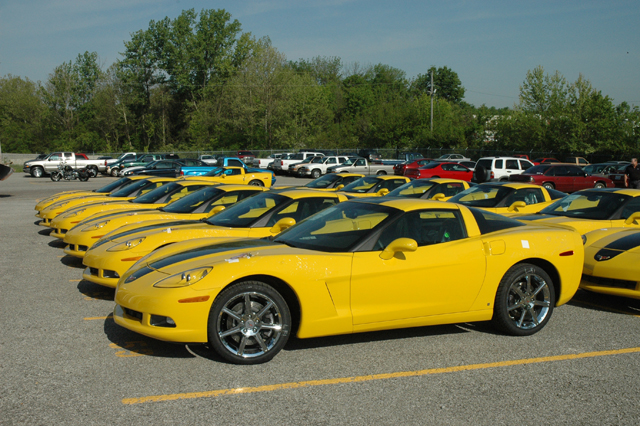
[{"xmin": 579, "ymin": 274, "xmax": 640, "ymax": 300}]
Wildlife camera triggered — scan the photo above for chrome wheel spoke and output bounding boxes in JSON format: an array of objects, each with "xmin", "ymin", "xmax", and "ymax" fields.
[
  {"xmin": 513, "ymin": 286, "xmax": 527, "ymax": 300},
  {"xmin": 219, "ymin": 325, "xmax": 242, "ymax": 339},
  {"xmin": 528, "ymin": 308, "xmax": 540, "ymax": 325},
  {"xmin": 517, "ymin": 310, "xmax": 526, "ymax": 328},
  {"xmin": 507, "ymin": 303, "xmax": 522, "ymax": 312},
  {"xmin": 237, "ymin": 336, "xmax": 248, "ymax": 356},
  {"xmin": 260, "ymin": 324, "xmax": 282, "ymax": 331},
  {"xmin": 532, "ymin": 282, "xmax": 547, "ymax": 297},
  {"xmin": 534, "ymin": 300, "xmax": 551, "ymax": 307},
  {"xmin": 254, "ymin": 334, "xmax": 269, "ymax": 352},
  {"xmin": 256, "ymin": 301, "xmax": 274, "ymax": 319},
  {"xmin": 222, "ymin": 307, "xmax": 242, "ymax": 322},
  {"xmin": 244, "ymin": 294, "xmax": 253, "ymax": 315}
]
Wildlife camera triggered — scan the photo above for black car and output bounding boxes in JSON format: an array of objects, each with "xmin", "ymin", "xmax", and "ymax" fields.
[{"xmin": 133, "ymin": 159, "xmax": 206, "ymax": 177}]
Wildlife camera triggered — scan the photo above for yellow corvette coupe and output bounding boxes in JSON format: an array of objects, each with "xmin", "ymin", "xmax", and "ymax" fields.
[
  {"xmin": 186, "ymin": 167, "xmax": 273, "ymax": 187},
  {"xmin": 82, "ymin": 190, "xmax": 348, "ymax": 288},
  {"xmin": 387, "ymin": 178, "xmax": 472, "ymax": 200},
  {"xmin": 273, "ymin": 173, "xmax": 364, "ymax": 192},
  {"xmin": 35, "ymin": 176, "xmax": 145, "ymax": 214},
  {"xmin": 516, "ymin": 188, "xmax": 640, "ymax": 234},
  {"xmin": 39, "ymin": 177, "xmax": 177, "ymax": 227},
  {"xmin": 447, "ymin": 182, "xmax": 566, "ymax": 215},
  {"xmin": 113, "ymin": 198, "xmax": 583, "ymax": 364},
  {"xmin": 579, "ymin": 227, "xmax": 640, "ymax": 299},
  {"xmin": 49, "ymin": 180, "xmax": 213, "ymax": 239},
  {"xmin": 63, "ymin": 184, "xmax": 267, "ymax": 258},
  {"xmin": 338, "ymin": 175, "xmax": 410, "ymax": 198}
]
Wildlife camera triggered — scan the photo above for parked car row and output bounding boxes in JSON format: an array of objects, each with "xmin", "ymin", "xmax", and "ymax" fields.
[{"xmin": 39, "ymin": 169, "xmax": 640, "ymax": 366}]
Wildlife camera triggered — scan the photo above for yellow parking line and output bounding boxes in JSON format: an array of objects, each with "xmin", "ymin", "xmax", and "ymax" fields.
[
  {"xmin": 122, "ymin": 346, "xmax": 640, "ymax": 405},
  {"xmin": 573, "ymin": 300, "xmax": 640, "ymax": 318},
  {"xmin": 70, "ymin": 279, "xmax": 81, "ymax": 282},
  {"xmin": 83, "ymin": 314, "xmax": 113, "ymax": 321}
]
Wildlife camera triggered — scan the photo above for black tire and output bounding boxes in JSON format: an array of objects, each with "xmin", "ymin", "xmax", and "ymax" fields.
[
  {"xmin": 111, "ymin": 168, "xmax": 119, "ymax": 177},
  {"xmin": 593, "ymin": 182, "xmax": 606, "ymax": 189},
  {"xmin": 376, "ymin": 170, "xmax": 387, "ymax": 175},
  {"xmin": 50, "ymin": 172, "xmax": 61, "ymax": 182},
  {"xmin": 79, "ymin": 173, "xmax": 89, "ymax": 182},
  {"xmin": 492, "ymin": 263, "xmax": 555, "ymax": 336},
  {"xmin": 87, "ymin": 166, "xmax": 98, "ymax": 178},
  {"xmin": 542, "ymin": 182, "xmax": 555, "ymax": 190},
  {"xmin": 311, "ymin": 169, "xmax": 321, "ymax": 179},
  {"xmin": 472, "ymin": 165, "xmax": 487, "ymax": 183},
  {"xmin": 208, "ymin": 281, "xmax": 291, "ymax": 364},
  {"xmin": 248, "ymin": 179, "xmax": 264, "ymax": 187},
  {"xmin": 31, "ymin": 167, "xmax": 44, "ymax": 178}
]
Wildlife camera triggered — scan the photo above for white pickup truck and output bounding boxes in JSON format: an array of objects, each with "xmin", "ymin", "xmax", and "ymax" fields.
[
  {"xmin": 24, "ymin": 152, "xmax": 107, "ymax": 178},
  {"xmin": 326, "ymin": 157, "xmax": 396, "ymax": 176},
  {"xmin": 272, "ymin": 152, "xmax": 324, "ymax": 175},
  {"xmin": 296, "ymin": 156, "xmax": 350, "ymax": 178}
]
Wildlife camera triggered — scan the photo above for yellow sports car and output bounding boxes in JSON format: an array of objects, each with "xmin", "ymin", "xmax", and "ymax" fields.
[
  {"xmin": 62, "ymin": 184, "xmax": 267, "ymax": 258},
  {"xmin": 515, "ymin": 188, "xmax": 640, "ymax": 234},
  {"xmin": 82, "ymin": 190, "xmax": 349, "ymax": 288},
  {"xmin": 580, "ymin": 228, "xmax": 640, "ymax": 299},
  {"xmin": 113, "ymin": 198, "xmax": 583, "ymax": 364},
  {"xmin": 447, "ymin": 182, "xmax": 566, "ymax": 215},
  {"xmin": 338, "ymin": 175, "xmax": 410, "ymax": 198},
  {"xmin": 35, "ymin": 176, "xmax": 146, "ymax": 214},
  {"xmin": 38, "ymin": 176, "xmax": 177, "ymax": 227},
  {"xmin": 273, "ymin": 173, "xmax": 365, "ymax": 192},
  {"xmin": 387, "ymin": 178, "xmax": 472, "ymax": 200},
  {"xmin": 186, "ymin": 167, "xmax": 273, "ymax": 187},
  {"xmin": 49, "ymin": 180, "xmax": 212, "ymax": 239}
]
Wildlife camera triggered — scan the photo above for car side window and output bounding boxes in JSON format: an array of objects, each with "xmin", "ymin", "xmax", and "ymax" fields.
[
  {"xmin": 375, "ymin": 210, "xmax": 467, "ymax": 249},
  {"xmin": 620, "ymin": 197, "xmax": 640, "ymax": 219},
  {"xmin": 495, "ymin": 159, "xmax": 503, "ymax": 169},
  {"xmin": 452, "ymin": 164, "xmax": 468, "ymax": 171},
  {"xmin": 506, "ymin": 188, "xmax": 545, "ymax": 205},
  {"xmin": 505, "ymin": 160, "xmax": 518, "ymax": 170},
  {"xmin": 327, "ymin": 158, "xmax": 337, "ymax": 164},
  {"xmin": 520, "ymin": 160, "xmax": 533, "ymax": 170},
  {"xmin": 441, "ymin": 164, "xmax": 452, "ymax": 171},
  {"xmin": 355, "ymin": 159, "xmax": 366, "ymax": 166},
  {"xmin": 228, "ymin": 159, "xmax": 243, "ymax": 167},
  {"xmin": 267, "ymin": 197, "xmax": 338, "ymax": 226},
  {"xmin": 567, "ymin": 166, "xmax": 584, "ymax": 177}
]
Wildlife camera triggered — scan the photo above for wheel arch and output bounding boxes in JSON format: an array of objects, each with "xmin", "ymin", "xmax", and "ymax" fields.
[
  {"xmin": 513, "ymin": 258, "xmax": 561, "ymax": 306},
  {"xmin": 226, "ymin": 274, "xmax": 301, "ymax": 335}
]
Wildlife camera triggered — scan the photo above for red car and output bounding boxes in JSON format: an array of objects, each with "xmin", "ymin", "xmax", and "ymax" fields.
[
  {"xmin": 508, "ymin": 164, "xmax": 614, "ymax": 192},
  {"xmin": 532, "ymin": 157, "xmax": 561, "ymax": 166},
  {"xmin": 237, "ymin": 150, "xmax": 255, "ymax": 161},
  {"xmin": 393, "ymin": 158, "xmax": 433, "ymax": 176},
  {"xmin": 405, "ymin": 162, "xmax": 473, "ymax": 181}
]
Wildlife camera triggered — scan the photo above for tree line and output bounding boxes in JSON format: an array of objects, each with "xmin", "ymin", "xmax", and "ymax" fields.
[{"xmin": 1, "ymin": 9, "xmax": 638, "ymax": 157}]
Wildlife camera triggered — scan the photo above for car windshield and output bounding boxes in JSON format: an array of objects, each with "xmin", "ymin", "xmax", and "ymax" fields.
[
  {"xmin": 95, "ymin": 177, "xmax": 131, "ymax": 194},
  {"xmin": 204, "ymin": 193, "xmax": 289, "ymax": 228},
  {"xmin": 109, "ymin": 179, "xmax": 154, "ymax": 197},
  {"xmin": 133, "ymin": 182, "xmax": 204, "ymax": 204},
  {"xmin": 539, "ymin": 191, "xmax": 631, "ymax": 220},
  {"xmin": 387, "ymin": 180, "xmax": 437, "ymax": 198},
  {"xmin": 161, "ymin": 187, "xmax": 225, "ymax": 213},
  {"xmin": 448, "ymin": 185, "xmax": 515, "ymax": 207},
  {"xmin": 304, "ymin": 174, "xmax": 341, "ymax": 188},
  {"xmin": 274, "ymin": 202, "xmax": 399, "ymax": 252},
  {"xmin": 341, "ymin": 177, "xmax": 381, "ymax": 193}
]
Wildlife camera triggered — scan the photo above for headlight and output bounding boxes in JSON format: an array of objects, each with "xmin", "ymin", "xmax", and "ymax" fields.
[
  {"xmin": 82, "ymin": 220, "xmax": 109, "ymax": 231},
  {"xmin": 153, "ymin": 267, "xmax": 213, "ymax": 288},
  {"xmin": 63, "ymin": 209, "xmax": 85, "ymax": 218},
  {"xmin": 107, "ymin": 237, "xmax": 145, "ymax": 252}
]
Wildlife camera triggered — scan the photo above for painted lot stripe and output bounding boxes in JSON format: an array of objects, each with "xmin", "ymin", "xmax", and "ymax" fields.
[
  {"xmin": 84, "ymin": 314, "xmax": 113, "ymax": 321},
  {"xmin": 122, "ymin": 346, "xmax": 640, "ymax": 405}
]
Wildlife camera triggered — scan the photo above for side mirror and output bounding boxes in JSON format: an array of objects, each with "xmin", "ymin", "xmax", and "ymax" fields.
[
  {"xmin": 380, "ymin": 238, "xmax": 418, "ymax": 260},
  {"xmin": 507, "ymin": 201, "xmax": 527, "ymax": 212},
  {"xmin": 584, "ymin": 172, "xmax": 588, "ymax": 177},
  {"xmin": 377, "ymin": 188, "xmax": 389, "ymax": 196},
  {"xmin": 625, "ymin": 211, "xmax": 640, "ymax": 225},
  {"xmin": 432, "ymin": 193, "xmax": 446, "ymax": 201},
  {"xmin": 269, "ymin": 217, "xmax": 296, "ymax": 234},
  {"xmin": 335, "ymin": 184, "xmax": 344, "ymax": 190},
  {"xmin": 207, "ymin": 205, "xmax": 226, "ymax": 217}
]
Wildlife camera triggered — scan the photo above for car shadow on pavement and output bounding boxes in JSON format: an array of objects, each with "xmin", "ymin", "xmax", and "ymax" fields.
[
  {"xmin": 283, "ymin": 324, "xmax": 468, "ymax": 352},
  {"xmin": 61, "ymin": 255, "xmax": 85, "ymax": 268},
  {"xmin": 38, "ymin": 227, "xmax": 53, "ymax": 235},
  {"xmin": 0, "ymin": 194, "xmax": 10, "ymax": 198},
  {"xmin": 48, "ymin": 239, "xmax": 67, "ymax": 249},
  {"xmin": 568, "ymin": 289, "xmax": 640, "ymax": 316},
  {"xmin": 77, "ymin": 280, "xmax": 115, "ymax": 301},
  {"xmin": 102, "ymin": 316, "xmax": 198, "ymax": 359}
]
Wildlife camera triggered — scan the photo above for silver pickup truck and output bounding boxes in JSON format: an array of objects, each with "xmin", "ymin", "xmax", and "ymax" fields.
[
  {"xmin": 23, "ymin": 152, "xmax": 106, "ymax": 178},
  {"xmin": 326, "ymin": 157, "xmax": 396, "ymax": 176}
]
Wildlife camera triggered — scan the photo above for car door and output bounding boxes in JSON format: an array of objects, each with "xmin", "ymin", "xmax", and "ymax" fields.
[
  {"xmin": 350, "ymin": 209, "xmax": 486, "ymax": 324},
  {"xmin": 568, "ymin": 166, "xmax": 593, "ymax": 191},
  {"xmin": 504, "ymin": 159, "xmax": 520, "ymax": 179},
  {"xmin": 548, "ymin": 166, "xmax": 573, "ymax": 192},
  {"xmin": 450, "ymin": 164, "xmax": 473, "ymax": 181}
]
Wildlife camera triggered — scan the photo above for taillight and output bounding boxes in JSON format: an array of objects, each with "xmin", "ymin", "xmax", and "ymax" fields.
[
  {"xmin": 490, "ymin": 171, "xmax": 494, "ymax": 179},
  {"xmin": 180, "ymin": 171, "xmax": 184, "ymax": 176}
]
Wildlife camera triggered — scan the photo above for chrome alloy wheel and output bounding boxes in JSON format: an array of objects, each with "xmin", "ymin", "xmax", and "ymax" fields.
[
  {"xmin": 506, "ymin": 272, "xmax": 551, "ymax": 330},
  {"xmin": 217, "ymin": 292, "xmax": 284, "ymax": 358}
]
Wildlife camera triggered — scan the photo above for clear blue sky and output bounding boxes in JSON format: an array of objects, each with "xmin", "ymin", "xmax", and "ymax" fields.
[{"xmin": 1, "ymin": 0, "xmax": 639, "ymax": 108}]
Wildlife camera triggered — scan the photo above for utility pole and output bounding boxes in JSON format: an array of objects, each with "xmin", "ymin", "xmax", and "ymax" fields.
[{"xmin": 430, "ymin": 70, "xmax": 435, "ymax": 134}]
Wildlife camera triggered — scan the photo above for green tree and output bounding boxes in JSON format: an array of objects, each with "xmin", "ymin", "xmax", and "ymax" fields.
[
  {"xmin": 411, "ymin": 66, "xmax": 465, "ymax": 104},
  {"xmin": 0, "ymin": 75, "xmax": 48, "ymax": 153}
]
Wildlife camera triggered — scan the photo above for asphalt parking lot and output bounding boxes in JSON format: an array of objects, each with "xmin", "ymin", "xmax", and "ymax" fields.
[{"xmin": 1, "ymin": 173, "xmax": 640, "ymax": 425}]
